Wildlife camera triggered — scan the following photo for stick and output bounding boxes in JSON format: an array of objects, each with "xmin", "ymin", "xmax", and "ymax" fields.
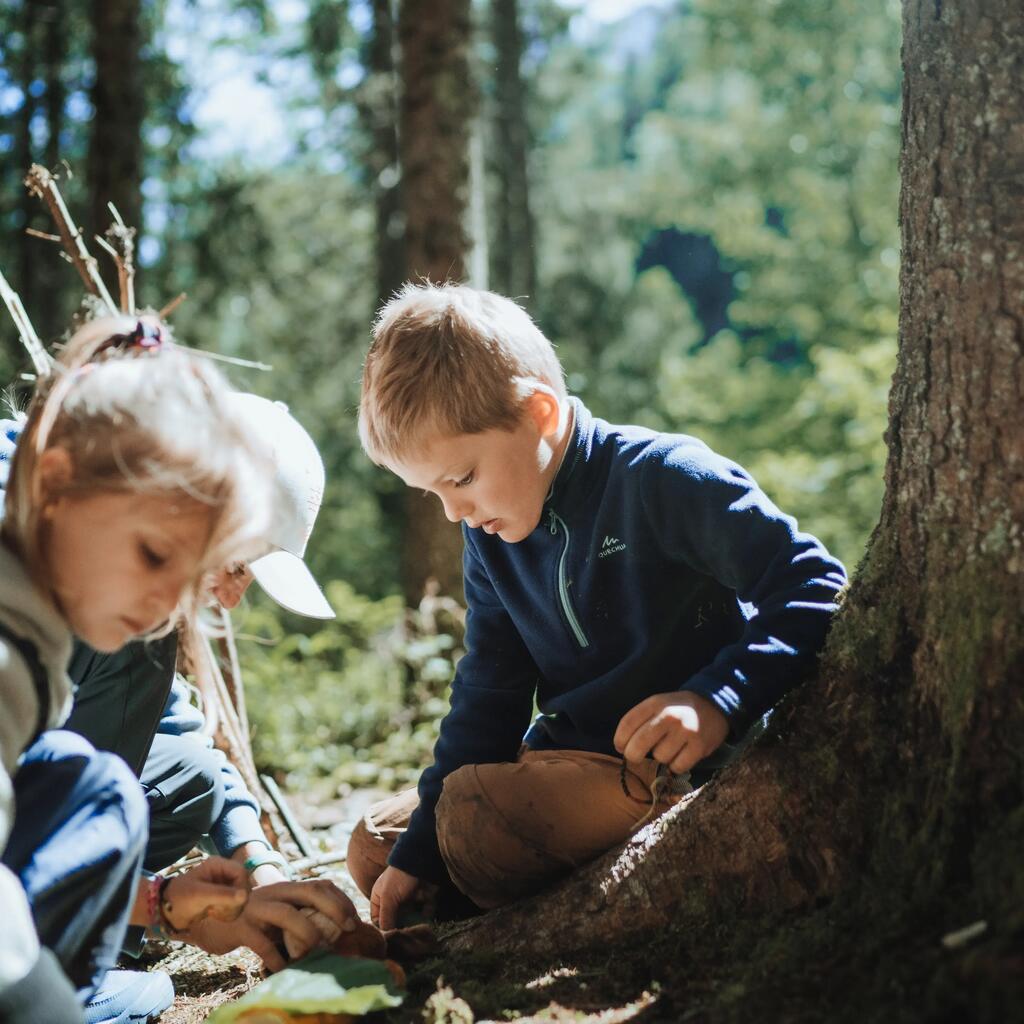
[
  {"xmin": 290, "ymin": 850, "xmax": 348, "ymax": 873},
  {"xmin": 101, "ymin": 202, "xmax": 136, "ymax": 313},
  {"xmin": 158, "ymin": 292, "xmax": 187, "ymax": 319},
  {"xmin": 192, "ymin": 622, "xmax": 288, "ymax": 851},
  {"xmin": 260, "ymin": 773, "xmax": 314, "ymax": 858},
  {"xmin": 24, "ymin": 164, "xmax": 116, "ymax": 312},
  {"xmin": 0, "ymin": 267, "xmax": 52, "ymax": 377}
]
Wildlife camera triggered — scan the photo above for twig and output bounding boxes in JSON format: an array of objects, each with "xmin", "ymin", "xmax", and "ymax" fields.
[
  {"xmin": 157, "ymin": 292, "xmax": 187, "ymax": 318},
  {"xmin": 25, "ymin": 228, "xmax": 62, "ymax": 243},
  {"xmin": 0, "ymin": 267, "xmax": 53, "ymax": 377},
  {"xmin": 101, "ymin": 202, "xmax": 136, "ymax": 313},
  {"xmin": 24, "ymin": 163, "xmax": 116, "ymax": 313},
  {"xmin": 290, "ymin": 850, "xmax": 348, "ymax": 874},
  {"xmin": 260, "ymin": 773, "xmax": 314, "ymax": 858}
]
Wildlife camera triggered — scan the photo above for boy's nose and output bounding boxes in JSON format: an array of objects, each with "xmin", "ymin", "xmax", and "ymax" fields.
[{"xmin": 440, "ymin": 493, "xmax": 472, "ymax": 524}]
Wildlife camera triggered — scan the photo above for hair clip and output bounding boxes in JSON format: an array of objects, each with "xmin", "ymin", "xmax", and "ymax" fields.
[
  {"xmin": 93, "ymin": 317, "xmax": 165, "ymax": 360},
  {"xmin": 129, "ymin": 318, "xmax": 164, "ymax": 350}
]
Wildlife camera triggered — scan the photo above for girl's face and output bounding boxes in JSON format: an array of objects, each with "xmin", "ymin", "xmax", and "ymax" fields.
[{"xmin": 42, "ymin": 489, "xmax": 214, "ymax": 652}]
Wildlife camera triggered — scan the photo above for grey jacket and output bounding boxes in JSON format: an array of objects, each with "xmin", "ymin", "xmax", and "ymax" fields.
[{"xmin": 0, "ymin": 539, "xmax": 74, "ymax": 994}]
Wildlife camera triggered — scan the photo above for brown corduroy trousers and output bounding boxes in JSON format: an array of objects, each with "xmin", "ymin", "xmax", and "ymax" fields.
[{"xmin": 346, "ymin": 749, "xmax": 688, "ymax": 910}]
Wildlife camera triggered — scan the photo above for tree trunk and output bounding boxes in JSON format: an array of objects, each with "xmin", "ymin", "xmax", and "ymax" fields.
[
  {"xmin": 445, "ymin": 0, "xmax": 1024, "ymax": 958},
  {"xmin": 365, "ymin": 0, "xmax": 406, "ymax": 307},
  {"xmin": 489, "ymin": 0, "xmax": 536, "ymax": 307},
  {"xmin": 35, "ymin": 0, "xmax": 69, "ymax": 342},
  {"xmin": 396, "ymin": 0, "xmax": 475, "ymax": 603},
  {"xmin": 88, "ymin": 0, "xmax": 144, "ymax": 284},
  {"xmin": 14, "ymin": 0, "xmax": 40, "ymax": 331}
]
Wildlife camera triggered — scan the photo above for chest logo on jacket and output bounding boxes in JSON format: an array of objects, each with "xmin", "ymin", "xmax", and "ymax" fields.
[{"xmin": 598, "ymin": 535, "xmax": 627, "ymax": 559}]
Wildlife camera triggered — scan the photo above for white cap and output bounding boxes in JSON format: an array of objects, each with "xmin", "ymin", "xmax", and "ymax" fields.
[{"xmin": 228, "ymin": 393, "xmax": 335, "ymax": 619}]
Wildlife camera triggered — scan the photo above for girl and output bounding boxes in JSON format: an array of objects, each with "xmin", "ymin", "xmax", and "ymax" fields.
[{"xmin": 0, "ymin": 315, "xmax": 270, "ymax": 1023}]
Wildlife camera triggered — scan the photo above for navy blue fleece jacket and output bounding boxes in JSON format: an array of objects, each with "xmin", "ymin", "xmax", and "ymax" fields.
[{"xmin": 388, "ymin": 399, "xmax": 848, "ymax": 882}]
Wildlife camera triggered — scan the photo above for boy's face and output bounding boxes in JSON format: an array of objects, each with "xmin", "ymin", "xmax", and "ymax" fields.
[{"xmin": 390, "ymin": 395, "xmax": 565, "ymax": 544}]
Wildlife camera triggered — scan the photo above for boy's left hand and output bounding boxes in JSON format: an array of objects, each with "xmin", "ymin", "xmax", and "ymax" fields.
[{"xmin": 614, "ymin": 691, "xmax": 729, "ymax": 774}]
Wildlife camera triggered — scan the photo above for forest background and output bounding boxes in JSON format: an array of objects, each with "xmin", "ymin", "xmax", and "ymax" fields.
[{"xmin": 0, "ymin": 0, "xmax": 900, "ymax": 797}]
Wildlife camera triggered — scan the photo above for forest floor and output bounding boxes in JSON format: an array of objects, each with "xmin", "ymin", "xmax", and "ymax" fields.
[
  {"xmin": 146, "ymin": 783, "xmax": 665, "ymax": 1024},
  {"xmin": 144, "ymin": 783, "xmax": 1022, "ymax": 1024}
]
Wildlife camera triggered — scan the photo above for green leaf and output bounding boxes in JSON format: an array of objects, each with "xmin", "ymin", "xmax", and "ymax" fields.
[{"xmin": 206, "ymin": 951, "xmax": 404, "ymax": 1022}]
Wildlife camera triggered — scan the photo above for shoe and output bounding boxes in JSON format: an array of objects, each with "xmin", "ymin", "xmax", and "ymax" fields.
[{"xmin": 84, "ymin": 969, "xmax": 174, "ymax": 1024}]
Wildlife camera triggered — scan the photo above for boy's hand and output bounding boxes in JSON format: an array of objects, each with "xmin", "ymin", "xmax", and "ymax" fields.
[
  {"xmin": 370, "ymin": 865, "xmax": 420, "ymax": 931},
  {"xmin": 614, "ymin": 691, "xmax": 729, "ymax": 774}
]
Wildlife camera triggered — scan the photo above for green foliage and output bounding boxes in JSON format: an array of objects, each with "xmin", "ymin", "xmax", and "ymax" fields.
[
  {"xmin": 236, "ymin": 580, "xmax": 463, "ymax": 789},
  {"xmin": 0, "ymin": 0, "xmax": 903, "ymax": 781},
  {"xmin": 530, "ymin": 0, "xmax": 901, "ymax": 570}
]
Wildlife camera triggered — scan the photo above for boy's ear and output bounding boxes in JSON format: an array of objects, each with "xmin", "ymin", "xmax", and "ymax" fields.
[
  {"xmin": 524, "ymin": 386, "xmax": 562, "ymax": 439},
  {"xmin": 37, "ymin": 447, "xmax": 74, "ymax": 503}
]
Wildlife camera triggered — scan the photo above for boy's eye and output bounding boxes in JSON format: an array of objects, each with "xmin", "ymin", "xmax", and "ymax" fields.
[
  {"xmin": 454, "ymin": 471, "xmax": 475, "ymax": 488},
  {"xmin": 140, "ymin": 543, "xmax": 167, "ymax": 569}
]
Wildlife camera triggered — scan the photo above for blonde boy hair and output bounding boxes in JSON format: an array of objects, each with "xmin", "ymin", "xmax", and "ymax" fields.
[
  {"xmin": 359, "ymin": 283, "xmax": 566, "ymax": 465},
  {"xmin": 2, "ymin": 315, "xmax": 270, "ymax": 625}
]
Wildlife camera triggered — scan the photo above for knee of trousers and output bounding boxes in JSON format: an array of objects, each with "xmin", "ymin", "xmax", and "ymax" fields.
[
  {"xmin": 346, "ymin": 816, "xmax": 383, "ymax": 898},
  {"xmin": 433, "ymin": 765, "xmax": 515, "ymax": 906},
  {"xmin": 22, "ymin": 730, "xmax": 148, "ymax": 848},
  {"xmin": 85, "ymin": 750, "xmax": 149, "ymax": 855},
  {"xmin": 151, "ymin": 738, "xmax": 225, "ymax": 834}
]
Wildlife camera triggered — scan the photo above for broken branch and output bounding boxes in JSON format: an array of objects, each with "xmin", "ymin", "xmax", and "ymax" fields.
[
  {"xmin": 0, "ymin": 267, "xmax": 53, "ymax": 377},
  {"xmin": 24, "ymin": 164, "xmax": 116, "ymax": 313}
]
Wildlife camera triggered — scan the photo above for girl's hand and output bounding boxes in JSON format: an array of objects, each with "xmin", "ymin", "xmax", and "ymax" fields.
[
  {"xmin": 188, "ymin": 878, "xmax": 358, "ymax": 972},
  {"xmin": 613, "ymin": 691, "xmax": 729, "ymax": 774},
  {"xmin": 370, "ymin": 866, "xmax": 420, "ymax": 932},
  {"xmin": 161, "ymin": 856, "xmax": 250, "ymax": 933}
]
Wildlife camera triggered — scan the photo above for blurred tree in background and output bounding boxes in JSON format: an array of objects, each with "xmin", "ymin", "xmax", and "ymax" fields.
[{"xmin": 0, "ymin": 0, "xmax": 900, "ymax": 787}]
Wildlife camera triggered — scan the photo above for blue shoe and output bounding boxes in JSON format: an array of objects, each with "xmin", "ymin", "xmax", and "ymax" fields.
[{"xmin": 84, "ymin": 969, "xmax": 174, "ymax": 1024}]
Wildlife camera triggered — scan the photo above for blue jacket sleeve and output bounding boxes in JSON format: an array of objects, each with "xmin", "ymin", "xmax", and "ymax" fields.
[
  {"xmin": 387, "ymin": 534, "xmax": 539, "ymax": 883},
  {"xmin": 642, "ymin": 442, "xmax": 847, "ymax": 736},
  {"xmin": 0, "ymin": 416, "xmax": 24, "ymax": 491},
  {"xmin": 158, "ymin": 677, "xmax": 266, "ymax": 855}
]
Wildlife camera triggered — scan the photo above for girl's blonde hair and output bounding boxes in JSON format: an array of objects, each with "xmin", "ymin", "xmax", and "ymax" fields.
[{"xmin": 2, "ymin": 315, "xmax": 270, "ymax": 627}]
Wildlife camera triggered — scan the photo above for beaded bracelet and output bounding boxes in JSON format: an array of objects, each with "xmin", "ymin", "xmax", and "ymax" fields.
[{"xmin": 145, "ymin": 874, "xmax": 188, "ymax": 940}]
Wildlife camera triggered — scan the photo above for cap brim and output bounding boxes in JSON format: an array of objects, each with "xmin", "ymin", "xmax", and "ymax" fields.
[{"xmin": 249, "ymin": 550, "xmax": 336, "ymax": 620}]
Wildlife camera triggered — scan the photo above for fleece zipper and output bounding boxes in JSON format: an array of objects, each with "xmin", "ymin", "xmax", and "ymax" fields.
[{"xmin": 547, "ymin": 509, "xmax": 589, "ymax": 648}]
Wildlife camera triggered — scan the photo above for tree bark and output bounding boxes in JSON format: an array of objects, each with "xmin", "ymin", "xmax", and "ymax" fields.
[
  {"xmin": 396, "ymin": 0, "xmax": 475, "ymax": 603},
  {"xmin": 88, "ymin": 0, "xmax": 144, "ymax": 285},
  {"xmin": 365, "ymin": 0, "xmax": 406, "ymax": 307},
  {"xmin": 445, "ymin": 0, "xmax": 1024, "ymax": 957}
]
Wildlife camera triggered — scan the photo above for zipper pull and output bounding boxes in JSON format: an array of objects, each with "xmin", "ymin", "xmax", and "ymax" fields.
[{"xmin": 548, "ymin": 509, "xmax": 557, "ymax": 535}]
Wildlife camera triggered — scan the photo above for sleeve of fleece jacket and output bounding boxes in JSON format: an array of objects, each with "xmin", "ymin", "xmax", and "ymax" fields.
[
  {"xmin": 387, "ymin": 534, "xmax": 540, "ymax": 883},
  {"xmin": 642, "ymin": 441, "xmax": 848, "ymax": 737},
  {"xmin": 157, "ymin": 677, "xmax": 265, "ymax": 854}
]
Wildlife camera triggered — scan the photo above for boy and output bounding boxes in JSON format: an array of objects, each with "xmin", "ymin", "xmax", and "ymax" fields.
[{"xmin": 349, "ymin": 283, "xmax": 847, "ymax": 929}]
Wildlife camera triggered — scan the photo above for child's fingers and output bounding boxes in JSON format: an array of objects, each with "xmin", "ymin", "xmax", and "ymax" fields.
[
  {"xmin": 247, "ymin": 897, "xmax": 323, "ymax": 953},
  {"xmin": 263, "ymin": 880, "xmax": 357, "ymax": 934},
  {"xmin": 378, "ymin": 896, "xmax": 399, "ymax": 932},
  {"xmin": 651, "ymin": 734, "xmax": 687, "ymax": 767},
  {"xmin": 247, "ymin": 931, "xmax": 287, "ymax": 973},
  {"xmin": 670, "ymin": 749, "xmax": 696, "ymax": 774},
  {"xmin": 613, "ymin": 695, "xmax": 662, "ymax": 752},
  {"xmin": 620, "ymin": 714, "xmax": 670, "ymax": 763},
  {"xmin": 192, "ymin": 856, "xmax": 250, "ymax": 888},
  {"xmin": 167, "ymin": 879, "xmax": 248, "ymax": 930}
]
